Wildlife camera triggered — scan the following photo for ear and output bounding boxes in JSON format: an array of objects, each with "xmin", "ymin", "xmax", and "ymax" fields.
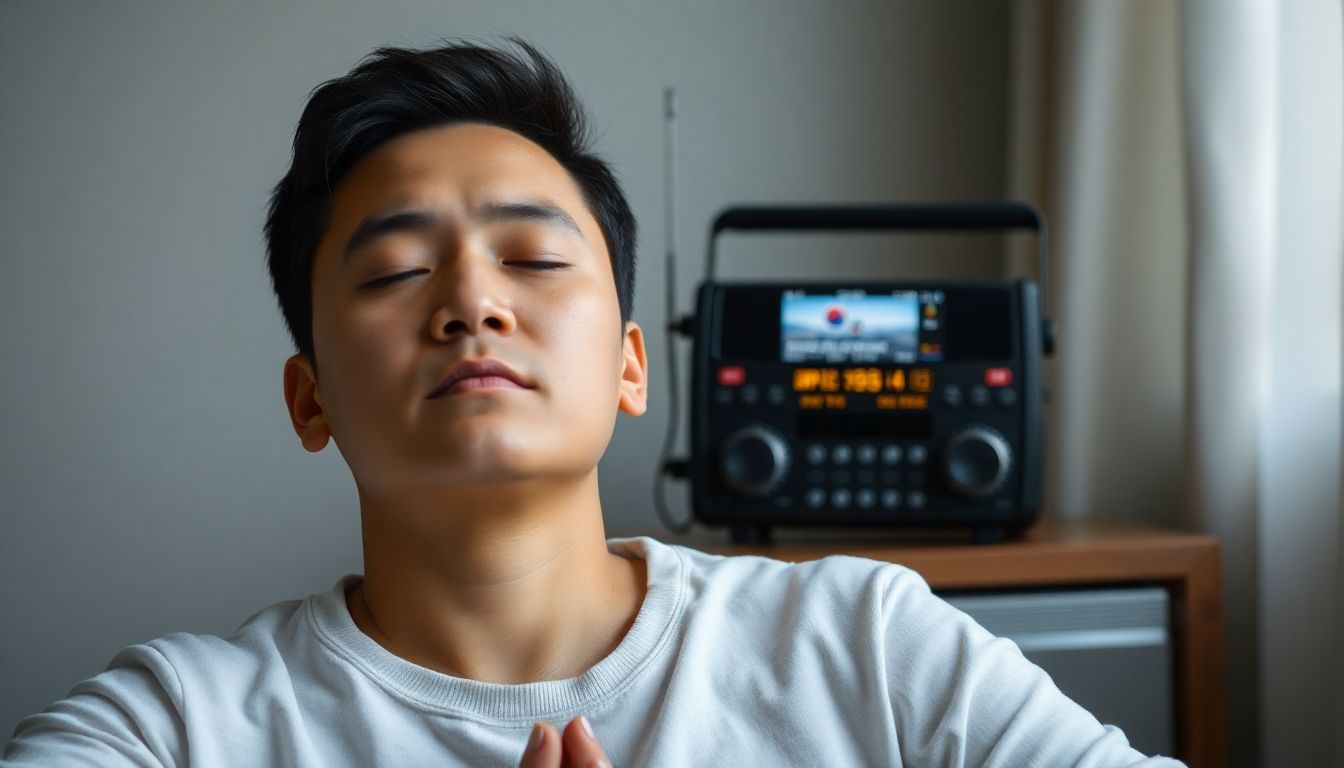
[
  {"xmin": 617, "ymin": 320, "xmax": 648, "ymax": 417},
  {"xmin": 283, "ymin": 352, "xmax": 332, "ymax": 452}
]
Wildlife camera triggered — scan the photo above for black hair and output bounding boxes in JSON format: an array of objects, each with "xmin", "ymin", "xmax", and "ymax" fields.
[{"xmin": 263, "ymin": 37, "xmax": 637, "ymax": 374}]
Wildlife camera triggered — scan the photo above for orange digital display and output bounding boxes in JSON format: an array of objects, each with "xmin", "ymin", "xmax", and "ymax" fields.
[
  {"xmin": 793, "ymin": 367, "xmax": 933, "ymax": 410},
  {"xmin": 798, "ymin": 394, "xmax": 849, "ymax": 410},
  {"xmin": 877, "ymin": 394, "xmax": 929, "ymax": 410},
  {"xmin": 792, "ymin": 367, "xmax": 934, "ymax": 394}
]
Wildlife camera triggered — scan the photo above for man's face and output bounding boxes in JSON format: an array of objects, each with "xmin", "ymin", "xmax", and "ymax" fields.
[{"xmin": 283, "ymin": 122, "xmax": 647, "ymax": 495}]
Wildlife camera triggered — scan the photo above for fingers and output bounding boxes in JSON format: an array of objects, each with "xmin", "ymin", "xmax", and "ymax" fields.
[
  {"xmin": 515, "ymin": 715, "xmax": 612, "ymax": 768},
  {"xmin": 517, "ymin": 721, "xmax": 563, "ymax": 768},
  {"xmin": 561, "ymin": 715, "xmax": 612, "ymax": 768}
]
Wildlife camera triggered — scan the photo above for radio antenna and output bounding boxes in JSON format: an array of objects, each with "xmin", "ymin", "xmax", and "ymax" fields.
[
  {"xmin": 655, "ymin": 86, "xmax": 694, "ymax": 534},
  {"xmin": 664, "ymin": 87, "xmax": 678, "ymax": 280}
]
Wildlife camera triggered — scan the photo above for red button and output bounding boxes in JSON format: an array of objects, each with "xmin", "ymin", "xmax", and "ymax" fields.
[
  {"xmin": 717, "ymin": 366, "xmax": 746, "ymax": 387},
  {"xmin": 985, "ymin": 368, "xmax": 1013, "ymax": 387}
]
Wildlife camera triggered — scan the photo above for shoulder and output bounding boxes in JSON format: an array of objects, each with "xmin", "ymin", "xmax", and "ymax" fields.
[
  {"xmin": 623, "ymin": 536, "xmax": 936, "ymax": 640},
  {"xmin": 96, "ymin": 588, "xmax": 318, "ymax": 704},
  {"xmin": 85, "ymin": 588, "xmax": 314, "ymax": 700},
  {"xmin": 652, "ymin": 536, "xmax": 929, "ymax": 604},
  {"xmin": 146, "ymin": 592, "xmax": 310, "ymax": 667},
  {"xmin": 3, "ymin": 586, "xmax": 324, "ymax": 765},
  {"xmin": 130, "ymin": 584, "xmax": 337, "ymax": 713}
]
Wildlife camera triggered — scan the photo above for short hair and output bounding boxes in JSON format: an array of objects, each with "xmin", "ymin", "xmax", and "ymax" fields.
[{"xmin": 264, "ymin": 37, "xmax": 637, "ymax": 374}]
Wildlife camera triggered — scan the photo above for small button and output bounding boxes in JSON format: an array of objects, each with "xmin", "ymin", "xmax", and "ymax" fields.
[
  {"xmin": 830, "ymin": 469, "xmax": 852, "ymax": 485},
  {"xmin": 804, "ymin": 487, "xmax": 827, "ymax": 508},
  {"xmin": 907, "ymin": 470, "xmax": 925, "ymax": 486},
  {"xmin": 831, "ymin": 445, "xmax": 853, "ymax": 465},
  {"xmin": 856, "ymin": 470, "xmax": 876, "ymax": 485},
  {"xmin": 767, "ymin": 384, "xmax": 787, "ymax": 405},
  {"xmin": 855, "ymin": 488, "xmax": 876, "ymax": 509},
  {"xmin": 714, "ymin": 388, "xmax": 733, "ymax": 405},
  {"xmin": 881, "ymin": 469, "xmax": 901, "ymax": 484},
  {"xmin": 805, "ymin": 444, "xmax": 827, "ymax": 465},
  {"xmin": 740, "ymin": 384, "xmax": 760, "ymax": 404},
  {"xmin": 907, "ymin": 490, "xmax": 927, "ymax": 509},
  {"xmin": 907, "ymin": 445, "xmax": 929, "ymax": 466},
  {"xmin": 942, "ymin": 385, "xmax": 964, "ymax": 407},
  {"xmin": 717, "ymin": 366, "xmax": 746, "ymax": 386},
  {"xmin": 969, "ymin": 386, "xmax": 991, "ymax": 407},
  {"xmin": 805, "ymin": 469, "xmax": 825, "ymax": 484},
  {"xmin": 985, "ymin": 367, "xmax": 1013, "ymax": 387},
  {"xmin": 856, "ymin": 445, "xmax": 877, "ymax": 465},
  {"xmin": 996, "ymin": 388, "xmax": 1018, "ymax": 407},
  {"xmin": 830, "ymin": 489, "xmax": 852, "ymax": 509},
  {"xmin": 881, "ymin": 445, "xmax": 903, "ymax": 465},
  {"xmin": 880, "ymin": 489, "xmax": 903, "ymax": 509}
]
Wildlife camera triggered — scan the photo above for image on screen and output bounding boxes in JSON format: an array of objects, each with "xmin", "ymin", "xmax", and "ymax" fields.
[{"xmin": 780, "ymin": 291, "xmax": 921, "ymax": 363}]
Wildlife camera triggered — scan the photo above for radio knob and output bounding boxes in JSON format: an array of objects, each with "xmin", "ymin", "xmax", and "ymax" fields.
[
  {"xmin": 942, "ymin": 426, "xmax": 1012, "ymax": 498},
  {"xmin": 719, "ymin": 425, "xmax": 791, "ymax": 496}
]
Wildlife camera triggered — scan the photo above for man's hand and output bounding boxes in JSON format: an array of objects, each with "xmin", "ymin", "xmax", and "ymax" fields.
[{"xmin": 517, "ymin": 716, "xmax": 613, "ymax": 768}]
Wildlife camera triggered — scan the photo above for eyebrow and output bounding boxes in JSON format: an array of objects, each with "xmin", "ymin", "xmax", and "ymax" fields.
[
  {"xmin": 341, "ymin": 211, "xmax": 438, "ymax": 264},
  {"xmin": 341, "ymin": 199, "xmax": 586, "ymax": 264},
  {"xmin": 478, "ymin": 200, "xmax": 585, "ymax": 242}
]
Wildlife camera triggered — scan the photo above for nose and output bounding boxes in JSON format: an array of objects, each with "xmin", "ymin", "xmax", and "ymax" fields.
[{"xmin": 427, "ymin": 246, "xmax": 518, "ymax": 341}]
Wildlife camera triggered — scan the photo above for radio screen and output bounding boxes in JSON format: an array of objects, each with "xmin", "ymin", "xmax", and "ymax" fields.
[{"xmin": 780, "ymin": 289, "xmax": 945, "ymax": 363}]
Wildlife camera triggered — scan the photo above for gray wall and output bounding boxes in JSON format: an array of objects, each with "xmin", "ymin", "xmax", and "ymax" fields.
[{"xmin": 0, "ymin": 0, "xmax": 1009, "ymax": 736}]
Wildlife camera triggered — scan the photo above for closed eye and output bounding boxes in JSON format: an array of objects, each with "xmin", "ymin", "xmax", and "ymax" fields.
[
  {"xmin": 360, "ymin": 269, "xmax": 428, "ymax": 289},
  {"xmin": 359, "ymin": 261, "xmax": 571, "ymax": 290},
  {"xmin": 509, "ymin": 261, "xmax": 572, "ymax": 271}
]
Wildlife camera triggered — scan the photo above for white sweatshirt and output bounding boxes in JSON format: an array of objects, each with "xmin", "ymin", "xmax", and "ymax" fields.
[{"xmin": 3, "ymin": 536, "xmax": 1185, "ymax": 767}]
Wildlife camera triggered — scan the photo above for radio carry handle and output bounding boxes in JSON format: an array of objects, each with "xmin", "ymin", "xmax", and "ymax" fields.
[{"xmin": 704, "ymin": 202, "xmax": 1055, "ymax": 356}]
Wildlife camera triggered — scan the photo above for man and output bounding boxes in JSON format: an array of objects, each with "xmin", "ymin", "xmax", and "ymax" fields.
[{"xmin": 3, "ymin": 38, "xmax": 1183, "ymax": 767}]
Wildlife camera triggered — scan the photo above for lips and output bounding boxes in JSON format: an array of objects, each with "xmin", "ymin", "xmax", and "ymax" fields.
[{"xmin": 427, "ymin": 358, "xmax": 534, "ymax": 399}]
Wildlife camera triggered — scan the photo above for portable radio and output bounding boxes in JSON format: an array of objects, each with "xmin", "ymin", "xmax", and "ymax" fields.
[{"xmin": 665, "ymin": 203, "xmax": 1054, "ymax": 544}]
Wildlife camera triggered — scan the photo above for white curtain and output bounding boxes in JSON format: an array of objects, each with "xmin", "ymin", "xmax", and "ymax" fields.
[{"xmin": 1008, "ymin": 2, "xmax": 1344, "ymax": 766}]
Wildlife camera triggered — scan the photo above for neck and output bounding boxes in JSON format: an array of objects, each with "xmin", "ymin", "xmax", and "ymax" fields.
[{"xmin": 346, "ymin": 471, "xmax": 646, "ymax": 684}]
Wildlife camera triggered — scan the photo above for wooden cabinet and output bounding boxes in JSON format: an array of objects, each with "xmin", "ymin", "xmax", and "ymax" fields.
[{"xmin": 652, "ymin": 519, "xmax": 1225, "ymax": 768}]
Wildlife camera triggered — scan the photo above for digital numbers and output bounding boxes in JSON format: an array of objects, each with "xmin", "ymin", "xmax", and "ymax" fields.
[
  {"xmin": 910, "ymin": 369, "xmax": 932, "ymax": 393},
  {"xmin": 792, "ymin": 367, "xmax": 933, "ymax": 394},
  {"xmin": 843, "ymin": 368, "xmax": 883, "ymax": 393},
  {"xmin": 798, "ymin": 394, "xmax": 848, "ymax": 410},
  {"xmin": 877, "ymin": 394, "xmax": 928, "ymax": 410},
  {"xmin": 792, "ymin": 368, "xmax": 839, "ymax": 392}
]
